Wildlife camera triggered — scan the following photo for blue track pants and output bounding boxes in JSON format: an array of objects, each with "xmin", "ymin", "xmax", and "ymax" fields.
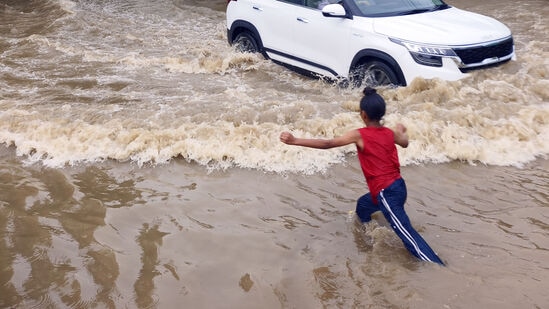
[{"xmin": 356, "ymin": 178, "xmax": 444, "ymax": 265}]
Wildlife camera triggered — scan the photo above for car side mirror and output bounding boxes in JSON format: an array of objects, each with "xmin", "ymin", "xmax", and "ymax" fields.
[{"xmin": 321, "ymin": 4, "xmax": 347, "ymax": 18}]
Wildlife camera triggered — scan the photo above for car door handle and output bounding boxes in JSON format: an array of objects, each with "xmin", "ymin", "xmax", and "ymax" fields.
[
  {"xmin": 252, "ymin": 6, "xmax": 263, "ymax": 11},
  {"xmin": 296, "ymin": 17, "xmax": 310, "ymax": 23}
]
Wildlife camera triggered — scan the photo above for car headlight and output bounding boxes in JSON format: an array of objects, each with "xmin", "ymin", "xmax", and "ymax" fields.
[{"xmin": 390, "ymin": 38, "xmax": 457, "ymax": 67}]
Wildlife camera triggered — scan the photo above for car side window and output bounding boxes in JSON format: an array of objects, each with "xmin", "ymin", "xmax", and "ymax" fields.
[
  {"xmin": 279, "ymin": 0, "xmax": 305, "ymax": 5},
  {"xmin": 305, "ymin": 0, "xmax": 321, "ymax": 8},
  {"xmin": 307, "ymin": 0, "xmax": 340, "ymax": 9},
  {"xmin": 279, "ymin": 0, "xmax": 330, "ymax": 9}
]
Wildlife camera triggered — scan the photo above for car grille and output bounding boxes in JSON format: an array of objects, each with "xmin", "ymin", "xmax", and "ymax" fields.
[{"xmin": 453, "ymin": 37, "xmax": 514, "ymax": 66}]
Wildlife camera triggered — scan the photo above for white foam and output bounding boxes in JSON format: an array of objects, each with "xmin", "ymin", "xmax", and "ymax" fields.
[{"xmin": 1, "ymin": 0, "xmax": 548, "ymax": 172}]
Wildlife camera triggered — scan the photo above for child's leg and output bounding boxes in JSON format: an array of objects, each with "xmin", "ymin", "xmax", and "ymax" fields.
[
  {"xmin": 356, "ymin": 193, "xmax": 379, "ymax": 222},
  {"xmin": 378, "ymin": 179, "xmax": 444, "ymax": 265}
]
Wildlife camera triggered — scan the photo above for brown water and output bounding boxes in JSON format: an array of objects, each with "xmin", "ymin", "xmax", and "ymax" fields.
[{"xmin": 0, "ymin": 0, "xmax": 548, "ymax": 308}]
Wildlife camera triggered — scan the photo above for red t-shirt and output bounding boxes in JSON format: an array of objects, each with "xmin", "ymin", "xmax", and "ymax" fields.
[{"xmin": 356, "ymin": 127, "xmax": 401, "ymax": 204}]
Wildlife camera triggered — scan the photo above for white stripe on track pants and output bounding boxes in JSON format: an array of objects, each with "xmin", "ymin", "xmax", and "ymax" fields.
[{"xmin": 356, "ymin": 178, "xmax": 444, "ymax": 265}]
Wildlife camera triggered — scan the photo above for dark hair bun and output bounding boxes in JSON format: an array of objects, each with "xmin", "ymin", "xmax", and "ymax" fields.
[
  {"xmin": 363, "ymin": 87, "xmax": 377, "ymax": 96},
  {"xmin": 359, "ymin": 86, "xmax": 386, "ymax": 121}
]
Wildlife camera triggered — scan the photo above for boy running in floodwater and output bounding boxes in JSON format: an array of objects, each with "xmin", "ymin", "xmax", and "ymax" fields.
[{"xmin": 279, "ymin": 87, "xmax": 444, "ymax": 265}]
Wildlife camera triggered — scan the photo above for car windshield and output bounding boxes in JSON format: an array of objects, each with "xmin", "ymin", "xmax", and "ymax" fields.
[{"xmin": 351, "ymin": 0, "xmax": 449, "ymax": 17}]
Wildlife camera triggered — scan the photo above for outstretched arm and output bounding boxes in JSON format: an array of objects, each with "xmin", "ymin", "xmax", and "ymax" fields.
[
  {"xmin": 280, "ymin": 129, "xmax": 361, "ymax": 149},
  {"xmin": 393, "ymin": 123, "xmax": 409, "ymax": 148}
]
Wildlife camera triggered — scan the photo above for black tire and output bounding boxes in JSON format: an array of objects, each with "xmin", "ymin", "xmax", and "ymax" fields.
[
  {"xmin": 233, "ymin": 31, "xmax": 259, "ymax": 53},
  {"xmin": 350, "ymin": 60, "xmax": 399, "ymax": 88}
]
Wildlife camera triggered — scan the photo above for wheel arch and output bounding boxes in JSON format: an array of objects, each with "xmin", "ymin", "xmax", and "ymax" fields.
[
  {"xmin": 350, "ymin": 49, "xmax": 407, "ymax": 86},
  {"xmin": 227, "ymin": 20, "xmax": 267, "ymax": 58}
]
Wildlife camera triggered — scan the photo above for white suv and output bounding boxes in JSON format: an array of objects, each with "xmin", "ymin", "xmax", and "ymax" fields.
[{"xmin": 226, "ymin": 0, "xmax": 515, "ymax": 86}]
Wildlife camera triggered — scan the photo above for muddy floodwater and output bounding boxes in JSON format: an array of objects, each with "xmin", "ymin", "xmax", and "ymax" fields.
[{"xmin": 0, "ymin": 0, "xmax": 548, "ymax": 308}]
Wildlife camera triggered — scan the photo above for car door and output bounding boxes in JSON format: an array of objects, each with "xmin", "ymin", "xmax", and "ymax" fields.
[
  {"xmin": 257, "ymin": 0, "xmax": 307, "ymax": 59},
  {"xmin": 290, "ymin": 4, "xmax": 354, "ymax": 78}
]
